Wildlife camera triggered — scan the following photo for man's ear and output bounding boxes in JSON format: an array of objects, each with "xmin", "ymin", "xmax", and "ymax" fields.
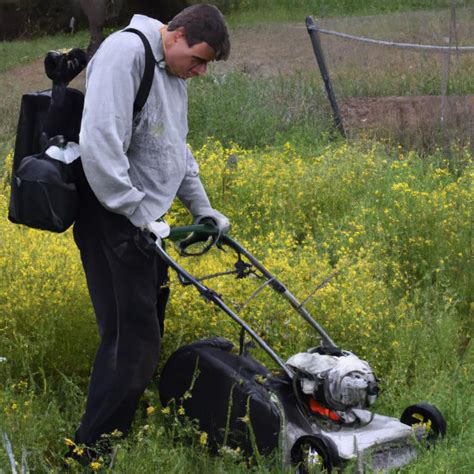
[{"xmin": 173, "ymin": 26, "xmax": 186, "ymax": 43}]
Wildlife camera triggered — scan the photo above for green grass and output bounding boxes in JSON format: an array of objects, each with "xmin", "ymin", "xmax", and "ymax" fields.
[
  {"xmin": 188, "ymin": 72, "xmax": 332, "ymax": 149},
  {"xmin": 0, "ymin": 31, "xmax": 89, "ymax": 73},
  {"xmin": 187, "ymin": 68, "xmax": 472, "ymax": 153}
]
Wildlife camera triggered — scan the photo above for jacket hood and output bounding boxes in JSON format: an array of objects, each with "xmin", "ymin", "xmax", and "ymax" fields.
[{"xmin": 127, "ymin": 14, "xmax": 165, "ymax": 63}]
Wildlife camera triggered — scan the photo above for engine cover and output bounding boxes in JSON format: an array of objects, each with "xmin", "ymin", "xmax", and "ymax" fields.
[{"xmin": 287, "ymin": 349, "xmax": 379, "ymax": 415}]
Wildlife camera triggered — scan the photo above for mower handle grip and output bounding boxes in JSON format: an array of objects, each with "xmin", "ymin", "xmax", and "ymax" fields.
[
  {"xmin": 168, "ymin": 224, "xmax": 225, "ymax": 256},
  {"xmin": 168, "ymin": 224, "xmax": 221, "ymax": 242}
]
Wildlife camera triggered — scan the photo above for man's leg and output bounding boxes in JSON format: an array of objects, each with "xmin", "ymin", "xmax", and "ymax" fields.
[{"xmin": 73, "ymin": 209, "xmax": 166, "ymax": 447}]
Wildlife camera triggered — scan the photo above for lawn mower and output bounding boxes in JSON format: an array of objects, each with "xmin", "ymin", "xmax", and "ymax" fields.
[{"xmin": 156, "ymin": 225, "xmax": 446, "ymax": 472}]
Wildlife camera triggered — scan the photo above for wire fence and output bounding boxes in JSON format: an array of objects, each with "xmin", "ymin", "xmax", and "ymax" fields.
[
  {"xmin": 311, "ymin": 26, "xmax": 474, "ymax": 53},
  {"xmin": 307, "ymin": 5, "xmax": 474, "ymax": 154}
]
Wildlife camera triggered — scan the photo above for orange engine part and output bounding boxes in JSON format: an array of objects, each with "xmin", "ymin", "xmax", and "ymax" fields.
[{"xmin": 309, "ymin": 397, "xmax": 341, "ymax": 422}]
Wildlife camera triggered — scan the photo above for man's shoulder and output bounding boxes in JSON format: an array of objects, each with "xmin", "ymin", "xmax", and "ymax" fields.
[
  {"xmin": 100, "ymin": 29, "xmax": 145, "ymax": 56},
  {"xmin": 87, "ymin": 29, "xmax": 147, "ymax": 76}
]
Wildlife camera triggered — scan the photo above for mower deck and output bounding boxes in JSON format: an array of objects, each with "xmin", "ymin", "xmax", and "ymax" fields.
[{"xmin": 322, "ymin": 414, "xmax": 418, "ymax": 469}]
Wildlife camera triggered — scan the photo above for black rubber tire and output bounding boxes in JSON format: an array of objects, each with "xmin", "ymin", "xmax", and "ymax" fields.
[
  {"xmin": 400, "ymin": 402, "xmax": 447, "ymax": 442},
  {"xmin": 291, "ymin": 435, "xmax": 339, "ymax": 473}
]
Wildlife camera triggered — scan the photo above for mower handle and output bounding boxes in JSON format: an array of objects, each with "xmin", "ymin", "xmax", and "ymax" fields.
[{"xmin": 164, "ymin": 225, "xmax": 337, "ymax": 352}]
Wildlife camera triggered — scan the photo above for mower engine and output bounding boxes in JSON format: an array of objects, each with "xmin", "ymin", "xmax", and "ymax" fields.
[{"xmin": 287, "ymin": 349, "xmax": 379, "ymax": 425}]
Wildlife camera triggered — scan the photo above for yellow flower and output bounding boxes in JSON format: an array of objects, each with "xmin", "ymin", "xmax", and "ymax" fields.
[
  {"xmin": 146, "ymin": 406, "xmax": 156, "ymax": 415},
  {"xmin": 239, "ymin": 415, "xmax": 250, "ymax": 424},
  {"xmin": 177, "ymin": 406, "xmax": 185, "ymax": 416},
  {"xmin": 161, "ymin": 406, "xmax": 171, "ymax": 415},
  {"xmin": 64, "ymin": 438, "xmax": 75, "ymax": 447},
  {"xmin": 73, "ymin": 446, "xmax": 84, "ymax": 456},
  {"xmin": 199, "ymin": 431, "xmax": 208, "ymax": 446},
  {"xmin": 111, "ymin": 429, "xmax": 123, "ymax": 438},
  {"xmin": 90, "ymin": 461, "xmax": 102, "ymax": 471}
]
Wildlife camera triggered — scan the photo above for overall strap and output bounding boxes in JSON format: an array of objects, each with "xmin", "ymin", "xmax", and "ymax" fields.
[{"xmin": 122, "ymin": 28, "xmax": 156, "ymax": 115}]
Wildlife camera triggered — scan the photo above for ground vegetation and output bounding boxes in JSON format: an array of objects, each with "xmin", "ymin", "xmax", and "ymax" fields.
[{"xmin": 0, "ymin": 4, "xmax": 472, "ymax": 472}]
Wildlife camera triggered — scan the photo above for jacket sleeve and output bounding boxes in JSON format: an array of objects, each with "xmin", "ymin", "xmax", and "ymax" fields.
[
  {"xmin": 79, "ymin": 33, "xmax": 147, "ymax": 222},
  {"xmin": 176, "ymin": 147, "xmax": 214, "ymax": 218},
  {"xmin": 177, "ymin": 148, "xmax": 229, "ymax": 228}
]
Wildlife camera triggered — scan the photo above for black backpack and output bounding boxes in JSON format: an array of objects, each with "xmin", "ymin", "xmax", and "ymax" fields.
[{"xmin": 8, "ymin": 28, "xmax": 155, "ymax": 233}]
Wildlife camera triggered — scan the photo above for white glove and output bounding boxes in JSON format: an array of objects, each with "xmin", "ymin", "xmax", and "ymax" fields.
[
  {"xmin": 194, "ymin": 209, "xmax": 230, "ymax": 234},
  {"xmin": 141, "ymin": 220, "xmax": 170, "ymax": 246}
]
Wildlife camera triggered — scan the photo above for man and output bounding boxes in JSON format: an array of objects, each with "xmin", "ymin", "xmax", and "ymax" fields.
[{"xmin": 73, "ymin": 4, "xmax": 230, "ymax": 455}]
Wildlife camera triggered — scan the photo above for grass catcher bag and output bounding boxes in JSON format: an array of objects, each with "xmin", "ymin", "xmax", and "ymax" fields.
[{"xmin": 159, "ymin": 337, "xmax": 283, "ymax": 457}]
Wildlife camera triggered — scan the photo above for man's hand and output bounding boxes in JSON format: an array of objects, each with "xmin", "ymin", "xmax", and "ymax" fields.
[
  {"xmin": 141, "ymin": 220, "xmax": 170, "ymax": 246},
  {"xmin": 194, "ymin": 210, "xmax": 230, "ymax": 234}
]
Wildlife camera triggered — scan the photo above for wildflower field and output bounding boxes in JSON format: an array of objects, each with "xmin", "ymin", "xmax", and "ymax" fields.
[
  {"xmin": 0, "ymin": 138, "xmax": 472, "ymax": 471},
  {"xmin": 0, "ymin": 1, "xmax": 473, "ymax": 471}
]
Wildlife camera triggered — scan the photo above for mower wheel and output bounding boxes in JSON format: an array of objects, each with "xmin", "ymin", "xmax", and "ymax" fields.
[
  {"xmin": 400, "ymin": 402, "xmax": 446, "ymax": 443},
  {"xmin": 291, "ymin": 435, "xmax": 339, "ymax": 473}
]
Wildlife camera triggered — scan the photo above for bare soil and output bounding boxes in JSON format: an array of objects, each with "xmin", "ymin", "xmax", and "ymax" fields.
[{"xmin": 339, "ymin": 95, "xmax": 474, "ymax": 150}]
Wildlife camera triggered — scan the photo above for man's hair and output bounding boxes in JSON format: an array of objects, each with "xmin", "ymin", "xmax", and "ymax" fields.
[{"xmin": 168, "ymin": 4, "xmax": 230, "ymax": 61}]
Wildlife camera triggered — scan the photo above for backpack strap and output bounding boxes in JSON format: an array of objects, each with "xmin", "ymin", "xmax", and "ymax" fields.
[{"xmin": 122, "ymin": 28, "xmax": 156, "ymax": 115}]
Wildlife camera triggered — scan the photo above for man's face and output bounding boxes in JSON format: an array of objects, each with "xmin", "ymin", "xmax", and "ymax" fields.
[{"xmin": 165, "ymin": 27, "xmax": 215, "ymax": 79}]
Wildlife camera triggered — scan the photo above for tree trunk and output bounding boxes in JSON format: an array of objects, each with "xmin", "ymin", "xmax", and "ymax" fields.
[{"xmin": 80, "ymin": 0, "xmax": 108, "ymax": 58}]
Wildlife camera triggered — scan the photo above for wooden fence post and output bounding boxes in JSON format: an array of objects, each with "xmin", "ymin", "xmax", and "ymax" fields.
[{"xmin": 306, "ymin": 16, "xmax": 346, "ymax": 138}]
